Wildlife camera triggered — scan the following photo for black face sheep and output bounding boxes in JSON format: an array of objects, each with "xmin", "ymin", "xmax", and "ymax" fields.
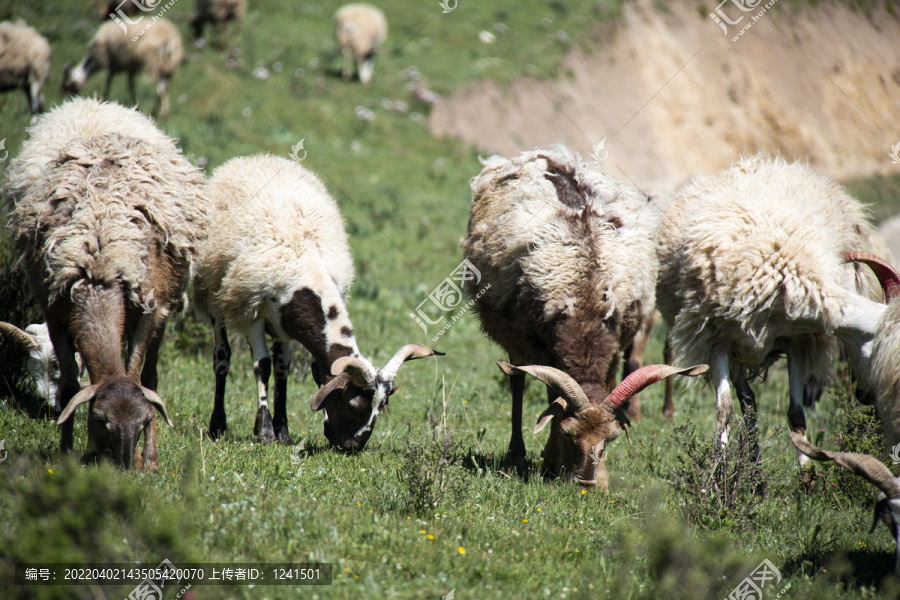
[
  {"xmin": 656, "ymin": 154, "xmax": 893, "ymax": 460},
  {"xmin": 0, "ymin": 19, "xmax": 50, "ymax": 116},
  {"xmin": 62, "ymin": 18, "xmax": 183, "ymax": 121},
  {"xmin": 4, "ymin": 97, "xmax": 210, "ymax": 470},
  {"xmin": 335, "ymin": 4, "xmax": 387, "ymax": 84},
  {"xmin": 194, "ymin": 153, "xmax": 442, "ymax": 451},
  {"xmin": 461, "ymin": 147, "xmax": 707, "ymax": 489}
]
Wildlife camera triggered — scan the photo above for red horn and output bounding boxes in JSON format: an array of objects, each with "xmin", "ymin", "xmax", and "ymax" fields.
[
  {"xmin": 844, "ymin": 251, "xmax": 900, "ymax": 302},
  {"xmin": 603, "ymin": 364, "xmax": 708, "ymax": 412}
]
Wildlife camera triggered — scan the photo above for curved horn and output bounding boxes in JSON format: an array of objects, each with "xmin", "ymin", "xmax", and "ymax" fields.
[
  {"xmin": 56, "ymin": 384, "xmax": 99, "ymax": 424},
  {"xmin": 789, "ymin": 431, "xmax": 900, "ymax": 499},
  {"xmin": 380, "ymin": 344, "xmax": 445, "ymax": 382},
  {"xmin": 141, "ymin": 387, "xmax": 174, "ymax": 427},
  {"xmin": 0, "ymin": 321, "xmax": 40, "ymax": 351},
  {"xmin": 331, "ymin": 356, "xmax": 377, "ymax": 388},
  {"xmin": 844, "ymin": 251, "xmax": 900, "ymax": 302},
  {"xmin": 604, "ymin": 364, "xmax": 709, "ymax": 412},
  {"xmin": 496, "ymin": 362, "xmax": 591, "ymax": 413},
  {"xmin": 310, "ymin": 372, "xmax": 351, "ymax": 411}
]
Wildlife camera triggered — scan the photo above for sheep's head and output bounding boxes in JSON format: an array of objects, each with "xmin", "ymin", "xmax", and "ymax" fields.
[
  {"xmin": 0, "ymin": 322, "xmax": 61, "ymax": 410},
  {"xmin": 498, "ymin": 362, "xmax": 708, "ymax": 490},
  {"xmin": 61, "ymin": 58, "xmax": 95, "ymax": 96},
  {"xmin": 56, "ymin": 376, "xmax": 173, "ymax": 471},
  {"xmin": 310, "ymin": 345, "xmax": 444, "ymax": 452}
]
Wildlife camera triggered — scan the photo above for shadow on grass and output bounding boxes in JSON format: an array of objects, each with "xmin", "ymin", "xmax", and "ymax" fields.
[
  {"xmin": 783, "ymin": 549, "xmax": 900, "ymax": 593},
  {"xmin": 461, "ymin": 449, "xmax": 539, "ymax": 484}
]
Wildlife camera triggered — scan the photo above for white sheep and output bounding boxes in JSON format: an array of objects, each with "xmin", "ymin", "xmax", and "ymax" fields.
[
  {"xmin": 192, "ymin": 0, "xmax": 247, "ymax": 50},
  {"xmin": 335, "ymin": 3, "xmax": 387, "ymax": 84},
  {"xmin": 462, "ymin": 146, "xmax": 706, "ymax": 489},
  {"xmin": 194, "ymin": 153, "xmax": 441, "ymax": 449},
  {"xmin": 62, "ymin": 18, "xmax": 183, "ymax": 121},
  {"xmin": 656, "ymin": 154, "xmax": 888, "ymax": 459},
  {"xmin": 5, "ymin": 97, "xmax": 210, "ymax": 470},
  {"xmin": 0, "ymin": 19, "xmax": 50, "ymax": 115}
]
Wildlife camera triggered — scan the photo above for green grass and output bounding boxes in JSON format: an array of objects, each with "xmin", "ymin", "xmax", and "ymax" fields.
[{"xmin": 2, "ymin": 0, "xmax": 900, "ymax": 598}]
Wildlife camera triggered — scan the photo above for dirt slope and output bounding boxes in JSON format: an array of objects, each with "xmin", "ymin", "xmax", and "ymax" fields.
[{"xmin": 430, "ymin": 0, "xmax": 900, "ymax": 185}]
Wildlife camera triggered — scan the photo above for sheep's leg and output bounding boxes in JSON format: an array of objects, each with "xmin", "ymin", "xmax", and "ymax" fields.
[
  {"xmin": 662, "ymin": 336, "xmax": 675, "ymax": 419},
  {"xmin": 208, "ymin": 316, "xmax": 231, "ymax": 440},
  {"xmin": 359, "ymin": 54, "xmax": 374, "ymax": 85},
  {"xmin": 503, "ymin": 371, "xmax": 527, "ymax": 469},
  {"xmin": 711, "ymin": 351, "xmax": 733, "ymax": 446},
  {"xmin": 621, "ymin": 344, "xmax": 641, "ymax": 422},
  {"xmin": 786, "ymin": 347, "xmax": 810, "ymax": 467},
  {"xmin": 139, "ymin": 323, "xmax": 164, "ymax": 392},
  {"xmin": 249, "ymin": 320, "xmax": 275, "ymax": 444},
  {"xmin": 156, "ymin": 78, "xmax": 169, "ymax": 121},
  {"xmin": 342, "ymin": 47, "xmax": 353, "ymax": 81},
  {"xmin": 102, "ymin": 70, "xmax": 113, "ymax": 100},
  {"xmin": 271, "ymin": 340, "xmax": 291, "ymax": 444},
  {"xmin": 127, "ymin": 72, "xmax": 138, "ymax": 107},
  {"xmin": 25, "ymin": 80, "xmax": 41, "ymax": 115},
  {"xmin": 46, "ymin": 316, "xmax": 81, "ymax": 453},
  {"xmin": 732, "ymin": 368, "xmax": 759, "ymax": 459},
  {"xmin": 126, "ymin": 309, "xmax": 164, "ymax": 384}
]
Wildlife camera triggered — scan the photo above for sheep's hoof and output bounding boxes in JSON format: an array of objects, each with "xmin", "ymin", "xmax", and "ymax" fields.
[
  {"xmin": 254, "ymin": 407, "xmax": 276, "ymax": 444},
  {"xmin": 207, "ymin": 416, "xmax": 227, "ymax": 440},
  {"xmin": 661, "ymin": 406, "xmax": 675, "ymax": 420},
  {"xmin": 274, "ymin": 423, "xmax": 290, "ymax": 444},
  {"xmin": 624, "ymin": 397, "xmax": 642, "ymax": 422},
  {"xmin": 501, "ymin": 446, "xmax": 527, "ymax": 473}
]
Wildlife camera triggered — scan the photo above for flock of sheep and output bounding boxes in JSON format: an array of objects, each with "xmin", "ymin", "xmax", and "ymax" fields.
[
  {"xmin": 3, "ymin": 0, "xmax": 900, "ymax": 575},
  {"xmin": 0, "ymin": 1, "xmax": 388, "ymax": 120}
]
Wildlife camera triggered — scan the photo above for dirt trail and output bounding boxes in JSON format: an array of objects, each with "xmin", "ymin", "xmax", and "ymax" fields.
[{"xmin": 430, "ymin": 0, "xmax": 900, "ymax": 186}]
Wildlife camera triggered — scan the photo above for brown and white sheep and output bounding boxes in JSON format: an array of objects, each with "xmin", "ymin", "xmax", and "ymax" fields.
[
  {"xmin": 335, "ymin": 3, "xmax": 387, "ymax": 84},
  {"xmin": 62, "ymin": 18, "xmax": 183, "ymax": 121},
  {"xmin": 4, "ymin": 97, "xmax": 210, "ymax": 470},
  {"xmin": 462, "ymin": 146, "xmax": 706, "ymax": 489},
  {"xmin": 0, "ymin": 19, "xmax": 50, "ymax": 115},
  {"xmin": 195, "ymin": 153, "xmax": 442, "ymax": 450},
  {"xmin": 656, "ymin": 154, "xmax": 890, "ymax": 460}
]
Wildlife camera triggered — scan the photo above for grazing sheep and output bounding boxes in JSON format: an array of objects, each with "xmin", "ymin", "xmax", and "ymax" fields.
[
  {"xmin": 62, "ymin": 18, "xmax": 183, "ymax": 121},
  {"xmin": 192, "ymin": 0, "xmax": 247, "ymax": 50},
  {"xmin": 789, "ymin": 432, "xmax": 900, "ymax": 572},
  {"xmin": 656, "ymin": 154, "xmax": 888, "ymax": 459},
  {"xmin": 195, "ymin": 153, "xmax": 441, "ymax": 450},
  {"xmin": 0, "ymin": 19, "xmax": 50, "ymax": 115},
  {"xmin": 462, "ymin": 146, "xmax": 706, "ymax": 489},
  {"xmin": 0, "ymin": 321, "xmax": 86, "ymax": 411},
  {"xmin": 4, "ymin": 97, "xmax": 210, "ymax": 470},
  {"xmin": 335, "ymin": 3, "xmax": 387, "ymax": 84}
]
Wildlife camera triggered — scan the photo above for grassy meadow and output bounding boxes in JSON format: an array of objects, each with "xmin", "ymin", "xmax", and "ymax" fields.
[{"xmin": 2, "ymin": 0, "xmax": 900, "ymax": 598}]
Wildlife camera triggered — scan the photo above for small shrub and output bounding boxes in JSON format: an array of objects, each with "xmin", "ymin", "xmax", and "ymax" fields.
[
  {"xmin": 398, "ymin": 426, "xmax": 468, "ymax": 516},
  {"xmin": 666, "ymin": 417, "xmax": 781, "ymax": 531},
  {"xmin": 817, "ymin": 378, "xmax": 890, "ymax": 505}
]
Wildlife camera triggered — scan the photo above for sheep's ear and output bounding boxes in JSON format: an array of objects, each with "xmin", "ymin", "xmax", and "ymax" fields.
[
  {"xmin": 57, "ymin": 384, "xmax": 99, "ymax": 424},
  {"xmin": 142, "ymin": 387, "xmax": 174, "ymax": 427},
  {"xmin": 311, "ymin": 372, "xmax": 351, "ymax": 411},
  {"xmin": 534, "ymin": 399, "xmax": 567, "ymax": 434}
]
